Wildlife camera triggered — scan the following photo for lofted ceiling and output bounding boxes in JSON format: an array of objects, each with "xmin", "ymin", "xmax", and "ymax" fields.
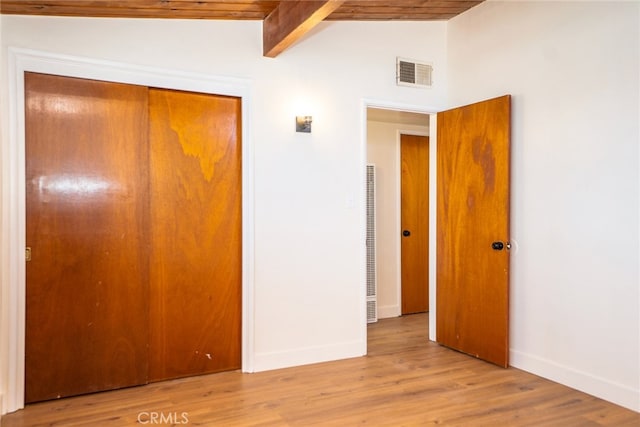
[{"xmin": 0, "ymin": 0, "xmax": 484, "ymax": 57}]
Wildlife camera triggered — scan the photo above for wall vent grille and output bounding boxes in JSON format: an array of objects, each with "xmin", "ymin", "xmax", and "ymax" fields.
[
  {"xmin": 367, "ymin": 300, "xmax": 377, "ymax": 324},
  {"xmin": 397, "ymin": 57, "xmax": 433, "ymax": 88},
  {"xmin": 366, "ymin": 164, "xmax": 377, "ymax": 323}
]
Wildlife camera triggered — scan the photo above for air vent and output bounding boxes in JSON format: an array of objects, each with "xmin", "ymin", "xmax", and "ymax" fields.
[
  {"xmin": 366, "ymin": 164, "xmax": 377, "ymax": 323},
  {"xmin": 396, "ymin": 57, "xmax": 433, "ymax": 88}
]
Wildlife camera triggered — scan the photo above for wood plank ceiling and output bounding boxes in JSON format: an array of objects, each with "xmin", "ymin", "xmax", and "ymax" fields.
[{"xmin": 0, "ymin": 0, "xmax": 484, "ymax": 56}]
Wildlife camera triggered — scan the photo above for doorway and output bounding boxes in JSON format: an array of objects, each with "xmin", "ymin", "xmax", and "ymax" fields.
[
  {"xmin": 364, "ymin": 97, "xmax": 511, "ymax": 367},
  {"xmin": 365, "ymin": 106, "xmax": 433, "ymax": 325}
]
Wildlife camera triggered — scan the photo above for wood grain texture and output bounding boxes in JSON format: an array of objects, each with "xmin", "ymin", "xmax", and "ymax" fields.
[
  {"xmin": 436, "ymin": 95, "xmax": 511, "ymax": 367},
  {"xmin": 263, "ymin": 0, "xmax": 345, "ymax": 57},
  {"xmin": 148, "ymin": 88, "xmax": 242, "ymax": 382},
  {"xmin": 401, "ymin": 134, "xmax": 429, "ymax": 314},
  {"xmin": 328, "ymin": 1, "xmax": 484, "ymax": 20},
  {"xmin": 0, "ymin": 1, "xmax": 279, "ymax": 19},
  {"xmin": 25, "ymin": 72, "xmax": 150, "ymax": 403},
  {"xmin": 4, "ymin": 314, "xmax": 638, "ymax": 426},
  {"xmin": 0, "ymin": 1, "xmax": 483, "ymax": 21}
]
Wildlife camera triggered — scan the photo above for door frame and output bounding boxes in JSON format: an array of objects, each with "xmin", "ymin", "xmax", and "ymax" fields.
[
  {"xmin": 362, "ymin": 99, "xmax": 438, "ymax": 343},
  {"xmin": 3, "ymin": 48, "xmax": 256, "ymax": 413}
]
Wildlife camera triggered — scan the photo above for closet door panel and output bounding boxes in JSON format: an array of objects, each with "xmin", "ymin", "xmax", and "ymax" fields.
[
  {"xmin": 25, "ymin": 72, "xmax": 150, "ymax": 402},
  {"xmin": 148, "ymin": 88, "xmax": 242, "ymax": 381}
]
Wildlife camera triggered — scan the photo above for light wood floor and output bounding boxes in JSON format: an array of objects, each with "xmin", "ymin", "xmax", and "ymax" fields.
[{"xmin": 2, "ymin": 314, "xmax": 638, "ymax": 426}]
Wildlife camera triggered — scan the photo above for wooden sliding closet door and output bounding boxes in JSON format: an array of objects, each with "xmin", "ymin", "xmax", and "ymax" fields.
[
  {"xmin": 25, "ymin": 73, "xmax": 150, "ymax": 403},
  {"xmin": 25, "ymin": 75, "xmax": 242, "ymax": 402},
  {"xmin": 148, "ymin": 88, "xmax": 242, "ymax": 381}
]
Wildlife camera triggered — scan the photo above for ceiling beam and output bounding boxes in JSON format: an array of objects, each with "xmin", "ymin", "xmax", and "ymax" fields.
[{"xmin": 263, "ymin": 0, "xmax": 345, "ymax": 58}]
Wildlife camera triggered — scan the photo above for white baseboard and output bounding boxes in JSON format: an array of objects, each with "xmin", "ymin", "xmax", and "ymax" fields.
[
  {"xmin": 377, "ymin": 304, "xmax": 400, "ymax": 319},
  {"xmin": 510, "ymin": 349, "xmax": 639, "ymax": 412},
  {"xmin": 252, "ymin": 340, "xmax": 366, "ymax": 372}
]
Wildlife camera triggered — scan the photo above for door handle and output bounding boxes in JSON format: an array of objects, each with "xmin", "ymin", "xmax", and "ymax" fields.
[
  {"xmin": 491, "ymin": 241, "xmax": 504, "ymax": 250},
  {"xmin": 402, "ymin": 230, "xmax": 411, "ymax": 237}
]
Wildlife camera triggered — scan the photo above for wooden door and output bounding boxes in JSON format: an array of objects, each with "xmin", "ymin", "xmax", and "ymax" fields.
[
  {"xmin": 400, "ymin": 134, "xmax": 429, "ymax": 314},
  {"xmin": 25, "ymin": 73, "xmax": 150, "ymax": 402},
  {"xmin": 436, "ymin": 95, "xmax": 511, "ymax": 367},
  {"xmin": 25, "ymin": 74, "xmax": 242, "ymax": 402},
  {"xmin": 148, "ymin": 88, "xmax": 242, "ymax": 381}
]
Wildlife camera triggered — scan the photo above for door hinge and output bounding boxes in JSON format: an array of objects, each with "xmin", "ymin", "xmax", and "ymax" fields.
[{"xmin": 25, "ymin": 247, "xmax": 31, "ymax": 262}]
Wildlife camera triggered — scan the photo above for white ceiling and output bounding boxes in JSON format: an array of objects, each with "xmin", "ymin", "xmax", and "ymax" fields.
[{"xmin": 367, "ymin": 107, "xmax": 430, "ymax": 127}]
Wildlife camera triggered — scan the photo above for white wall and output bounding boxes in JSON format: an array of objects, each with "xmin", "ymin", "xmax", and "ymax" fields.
[
  {"xmin": 448, "ymin": 1, "xmax": 640, "ymax": 411},
  {"xmin": 0, "ymin": 16, "xmax": 448, "ymax": 413},
  {"xmin": 366, "ymin": 120, "xmax": 429, "ymax": 318}
]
